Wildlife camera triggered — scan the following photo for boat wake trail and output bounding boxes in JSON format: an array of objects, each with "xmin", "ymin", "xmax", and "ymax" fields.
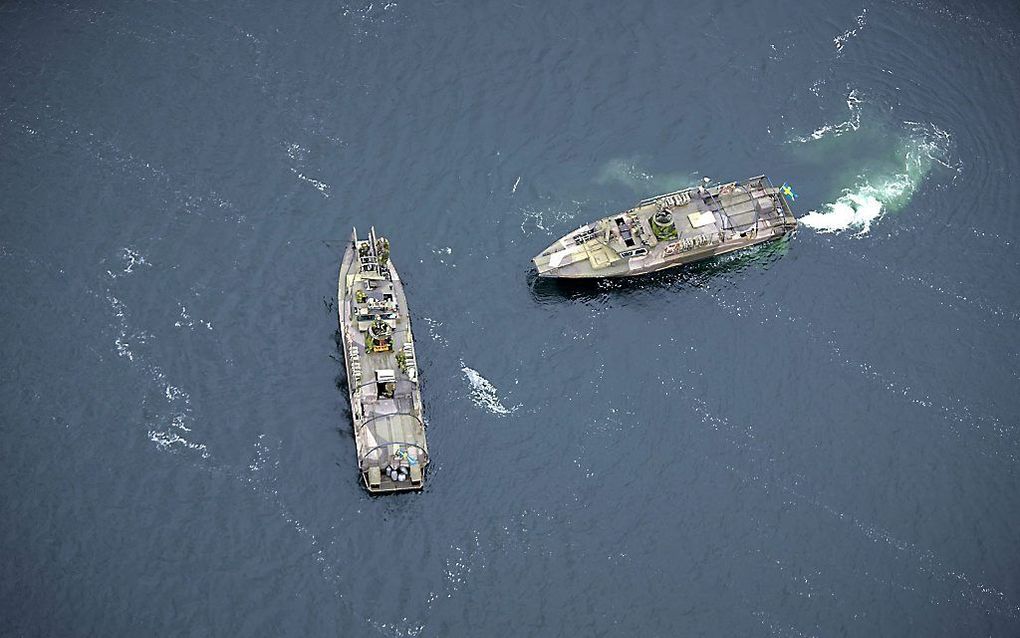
[
  {"xmin": 699, "ymin": 287, "xmax": 1016, "ymax": 463},
  {"xmin": 833, "ymin": 8, "xmax": 868, "ymax": 56},
  {"xmin": 518, "ymin": 199, "xmax": 582, "ymax": 237},
  {"xmin": 596, "ymin": 157, "xmax": 694, "ymax": 195},
  {"xmin": 461, "ymin": 362, "xmax": 520, "ymax": 416},
  {"xmin": 434, "ymin": 508, "xmax": 559, "ymax": 606},
  {"xmin": 6, "ymin": 108, "xmax": 356, "ymax": 617},
  {"xmin": 285, "ymin": 141, "xmax": 332, "ymax": 198},
  {"xmin": 95, "ymin": 239, "xmax": 346, "ymax": 602},
  {"xmin": 798, "ymin": 120, "xmax": 958, "ymax": 235},
  {"xmin": 792, "ymin": 87, "xmax": 863, "ymax": 143},
  {"xmin": 673, "ymin": 371, "xmax": 1019, "ymax": 622},
  {"xmin": 103, "ymin": 257, "xmax": 346, "ymax": 596},
  {"xmin": 101, "ymin": 250, "xmax": 209, "ymax": 458},
  {"xmin": 5, "ymin": 108, "xmax": 247, "ymax": 225},
  {"xmin": 223, "ymin": 436, "xmax": 344, "ymax": 594},
  {"xmin": 828, "ymin": 240, "xmax": 1020, "ymax": 326}
]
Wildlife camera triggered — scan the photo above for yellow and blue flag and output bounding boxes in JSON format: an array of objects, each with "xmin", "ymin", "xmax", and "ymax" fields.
[{"xmin": 781, "ymin": 182, "xmax": 798, "ymax": 202}]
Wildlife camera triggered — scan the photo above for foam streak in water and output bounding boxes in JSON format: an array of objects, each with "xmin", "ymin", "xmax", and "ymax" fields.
[
  {"xmin": 285, "ymin": 141, "xmax": 332, "ymax": 197},
  {"xmin": 791, "ymin": 88, "xmax": 861, "ymax": 143},
  {"xmin": 104, "ymin": 291, "xmax": 208, "ymax": 457},
  {"xmin": 675, "ymin": 372, "xmax": 1018, "ymax": 620},
  {"xmin": 197, "ymin": 440, "xmax": 345, "ymax": 597},
  {"xmin": 727, "ymin": 457, "xmax": 1019, "ymax": 620},
  {"xmin": 461, "ymin": 362, "xmax": 520, "ymax": 416},
  {"xmin": 518, "ymin": 199, "xmax": 581, "ymax": 236},
  {"xmin": 831, "ymin": 241, "xmax": 1020, "ymax": 325},
  {"xmin": 6, "ymin": 109, "xmax": 245, "ymax": 223},
  {"xmin": 833, "ymin": 8, "xmax": 867, "ymax": 55},
  {"xmin": 700, "ymin": 287, "xmax": 1015, "ymax": 461}
]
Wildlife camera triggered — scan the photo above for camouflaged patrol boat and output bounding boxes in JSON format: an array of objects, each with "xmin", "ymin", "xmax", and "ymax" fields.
[
  {"xmin": 338, "ymin": 228, "xmax": 428, "ymax": 493},
  {"xmin": 533, "ymin": 175, "xmax": 797, "ymax": 278}
]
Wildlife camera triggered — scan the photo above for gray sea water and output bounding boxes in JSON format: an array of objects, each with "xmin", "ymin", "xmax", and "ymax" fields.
[{"xmin": 2, "ymin": 1, "xmax": 1019, "ymax": 635}]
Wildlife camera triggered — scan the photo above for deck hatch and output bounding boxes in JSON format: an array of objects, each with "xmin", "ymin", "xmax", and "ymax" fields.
[{"xmin": 687, "ymin": 211, "xmax": 716, "ymax": 228}]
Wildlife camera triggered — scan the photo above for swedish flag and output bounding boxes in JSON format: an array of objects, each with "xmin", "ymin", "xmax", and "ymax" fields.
[{"xmin": 781, "ymin": 182, "xmax": 798, "ymax": 202}]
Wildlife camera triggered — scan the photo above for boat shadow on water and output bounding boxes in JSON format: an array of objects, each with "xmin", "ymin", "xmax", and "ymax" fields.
[{"xmin": 527, "ymin": 234, "xmax": 795, "ymax": 304}]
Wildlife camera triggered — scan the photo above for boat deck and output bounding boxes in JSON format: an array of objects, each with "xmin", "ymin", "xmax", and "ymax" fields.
[
  {"xmin": 347, "ymin": 323, "xmax": 424, "ymax": 462},
  {"xmin": 533, "ymin": 176, "xmax": 796, "ymax": 278},
  {"xmin": 339, "ymin": 229, "xmax": 428, "ymax": 493}
]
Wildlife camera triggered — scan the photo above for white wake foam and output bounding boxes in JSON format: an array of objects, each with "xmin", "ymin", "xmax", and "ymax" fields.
[
  {"xmin": 461, "ymin": 363, "xmax": 519, "ymax": 416},
  {"xmin": 518, "ymin": 201, "xmax": 580, "ymax": 236},
  {"xmin": 103, "ymin": 249, "xmax": 209, "ymax": 457},
  {"xmin": 105, "ymin": 292, "xmax": 208, "ymax": 457},
  {"xmin": 284, "ymin": 140, "xmax": 331, "ymax": 197},
  {"xmin": 833, "ymin": 9, "xmax": 868, "ymax": 55},
  {"xmin": 800, "ymin": 121, "xmax": 957, "ymax": 235},
  {"xmin": 799, "ymin": 174, "xmax": 908, "ymax": 235},
  {"xmin": 792, "ymin": 88, "xmax": 862, "ymax": 143}
]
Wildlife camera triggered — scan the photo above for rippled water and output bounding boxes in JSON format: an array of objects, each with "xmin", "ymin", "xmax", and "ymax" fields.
[{"xmin": 2, "ymin": 1, "xmax": 1018, "ymax": 635}]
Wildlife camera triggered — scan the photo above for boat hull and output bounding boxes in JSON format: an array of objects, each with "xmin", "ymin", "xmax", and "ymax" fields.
[
  {"xmin": 533, "ymin": 175, "xmax": 797, "ymax": 279},
  {"xmin": 535, "ymin": 227, "xmax": 795, "ymax": 279},
  {"xmin": 338, "ymin": 229, "xmax": 429, "ymax": 494}
]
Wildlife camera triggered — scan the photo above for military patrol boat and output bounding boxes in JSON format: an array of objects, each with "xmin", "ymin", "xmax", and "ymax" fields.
[
  {"xmin": 338, "ymin": 228, "xmax": 428, "ymax": 493},
  {"xmin": 533, "ymin": 175, "xmax": 797, "ymax": 278}
]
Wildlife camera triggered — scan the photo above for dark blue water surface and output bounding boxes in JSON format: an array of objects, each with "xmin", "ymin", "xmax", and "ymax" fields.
[{"xmin": 2, "ymin": 1, "xmax": 1019, "ymax": 635}]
